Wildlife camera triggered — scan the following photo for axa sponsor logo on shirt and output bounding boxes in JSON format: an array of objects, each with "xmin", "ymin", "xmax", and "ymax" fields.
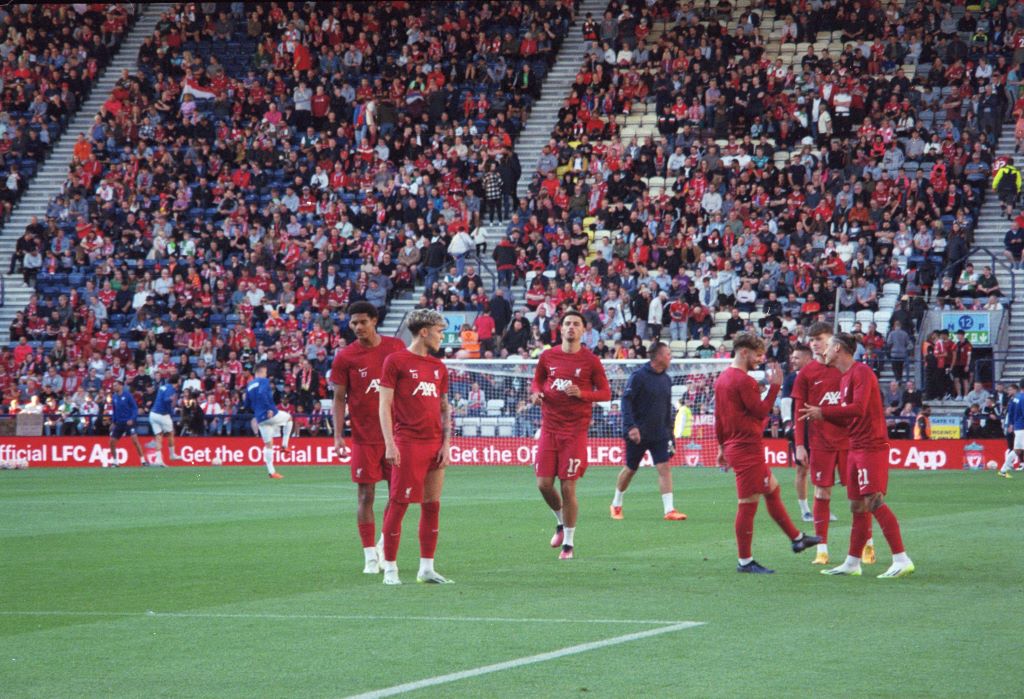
[
  {"xmin": 412, "ymin": 381, "xmax": 438, "ymax": 397},
  {"xmin": 551, "ymin": 378, "xmax": 575, "ymax": 392},
  {"xmin": 818, "ymin": 391, "xmax": 842, "ymax": 406}
]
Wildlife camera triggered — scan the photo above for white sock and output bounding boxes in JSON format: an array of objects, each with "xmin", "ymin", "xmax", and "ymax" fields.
[
  {"xmin": 282, "ymin": 421, "xmax": 293, "ymax": 448},
  {"xmin": 893, "ymin": 552, "xmax": 912, "ymax": 565},
  {"xmin": 798, "ymin": 499, "xmax": 810, "ymax": 516},
  {"xmin": 844, "ymin": 555, "xmax": 862, "ymax": 569},
  {"xmin": 418, "ymin": 557, "xmax": 434, "ymax": 575},
  {"xmin": 1002, "ymin": 451, "xmax": 1016, "ymax": 473},
  {"xmin": 563, "ymin": 527, "xmax": 575, "ymax": 547},
  {"xmin": 662, "ymin": 492, "xmax": 674, "ymax": 514},
  {"xmin": 817, "ymin": 543, "xmax": 828, "ymax": 554},
  {"xmin": 170, "ymin": 448, "xmax": 180, "ymax": 459},
  {"xmin": 612, "ymin": 489, "xmax": 624, "ymax": 507},
  {"xmin": 382, "ymin": 560, "xmax": 398, "ymax": 572},
  {"xmin": 553, "ymin": 509, "xmax": 564, "ymax": 526},
  {"xmin": 866, "ymin": 537, "xmax": 874, "ymax": 547},
  {"xmin": 363, "ymin": 546, "xmax": 377, "ymax": 562},
  {"xmin": 738, "ymin": 557, "xmax": 753, "ymax": 566},
  {"xmin": 264, "ymin": 446, "xmax": 275, "ymax": 474}
]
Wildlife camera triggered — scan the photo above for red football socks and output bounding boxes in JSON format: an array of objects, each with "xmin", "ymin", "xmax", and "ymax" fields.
[
  {"xmin": 419, "ymin": 501, "xmax": 440, "ymax": 558},
  {"xmin": 813, "ymin": 497, "xmax": 831, "ymax": 543},
  {"xmin": 357, "ymin": 521, "xmax": 375, "ymax": 548},
  {"xmin": 735, "ymin": 501, "xmax": 758, "ymax": 559},
  {"xmin": 382, "ymin": 500, "xmax": 409, "ymax": 561},
  {"xmin": 849, "ymin": 511, "xmax": 872, "ymax": 558},
  {"xmin": 872, "ymin": 504, "xmax": 906, "ymax": 555},
  {"xmin": 765, "ymin": 487, "xmax": 801, "ymax": 540}
]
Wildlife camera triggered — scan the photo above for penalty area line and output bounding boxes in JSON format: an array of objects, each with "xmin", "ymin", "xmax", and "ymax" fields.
[{"xmin": 343, "ymin": 621, "xmax": 704, "ymax": 699}]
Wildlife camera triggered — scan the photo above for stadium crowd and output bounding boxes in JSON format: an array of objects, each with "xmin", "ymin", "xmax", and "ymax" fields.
[
  {"xmin": 0, "ymin": 4, "xmax": 133, "ymax": 224},
  {"xmin": 2, "ymin": 0, "xmax": 1023, "ymax": 440},
  {"xmin": 2, "ymin": 0, "xmax": 576, "ymax": 432},
  {"xmin": 465, "ymin": 0, "xmax": 1020, "ymax": 431}
]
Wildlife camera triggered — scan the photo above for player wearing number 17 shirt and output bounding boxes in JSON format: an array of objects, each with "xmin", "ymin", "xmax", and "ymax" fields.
[
  {"xmin": 330, "ymin": 301, "xmax": 406, "ymax": 575},
  {"xmin": 530, "ymin": 310, "xmax": 611, "ymax": 560},
  {"xmin": 800, "ymin": 332, "xmax": 914, "ymax": 579},
  {"xmin": 378, "ymin": 309, "xmax": 454, "ymax": 586},
  {"xmin": 714, "ymin": 333, "xmax": 820, "ymax": 574}
]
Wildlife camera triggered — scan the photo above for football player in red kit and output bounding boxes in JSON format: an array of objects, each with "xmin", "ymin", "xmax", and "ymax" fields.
[
  {"xmin": 714, "ymin": 333, "xmax": 820, "ymax": 574},
  {"xmin": 792, "ymin": 322, "xmax": 874, "ymax": 565},
  {"xmin": 800, "ymin": 333, "xmax": 914, "ymax": 578},
  {"xmin": 331, "ymin": 301, "xmax": 406, "ymax": 574},
  {"xmin": 530, "ymin": 310, "xmax": 611, "ymax": 560},
  {"xmin": 378, "ymin": 309, "xmax": 453, "ymax": 585}
]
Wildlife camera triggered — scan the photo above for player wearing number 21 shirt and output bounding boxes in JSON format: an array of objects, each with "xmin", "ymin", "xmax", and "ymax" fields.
[
  {"xmin": 378, "ymin": 309, "xmax": 454, "ymax": 586},
  {"xmin": 529, "ymin": 310, "xmax": 611, "ymax": 561},
  {"xmin": 330, "ymin": 301, "xmax": 406, "ymax": 575},
  {"xmin": 792, "ymin": 322, "xmax": 874, "ymax": 567},
  {"xmin": 714, "ymin": 332, "xmax": 820, "ymax": 574},
  {"xmin": 800, "ymin": 332, "xmax": 914, "ymax": 579}
]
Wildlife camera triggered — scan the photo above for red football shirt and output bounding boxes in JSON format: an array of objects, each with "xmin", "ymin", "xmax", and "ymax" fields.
[
  {"xmin": 820, "ymin": 362, "xmax": 889, "ymax": 451},
  {"xmin": 792, "ymin": 360, "xmax": 850, "ymax": 452},
  {"xmin": 331, "ymin": 336, "xmax": 406, "ymax": 445},
  {"xmin": 380, "ymin": 349, "xmax": 448, "ymax": 442},
  {"xmin": 531, "ymin": 346, "xmax": 611, "ymax": 435},
  {"xmin": 713, "ymin": 367, "xmax": 780, "ymax": 456}
]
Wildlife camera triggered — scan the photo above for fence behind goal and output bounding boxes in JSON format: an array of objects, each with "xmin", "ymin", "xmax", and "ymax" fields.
[{"xmin": 444, "ymin": 359, "xmax": 732, "ymax": 468}]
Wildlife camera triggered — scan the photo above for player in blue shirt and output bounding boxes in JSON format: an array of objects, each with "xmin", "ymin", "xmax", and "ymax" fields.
[
  {"xmin": 245, "ymin": 362, "xmax": 293, "ymax": 479},
  {"xmin": 609, "ymin": 342, "xmax": 688, "ymax": 521},
  {"xmin": 148, "ymin": 375, "xmax": 181, "ymax": 467},
  {"xmin": 108, "ymin": 380, "xmax": 147, "ymax": 468},
  {"xmin": 1000, "ymin": 380, "xmax": 1024, "ymax": 477}
]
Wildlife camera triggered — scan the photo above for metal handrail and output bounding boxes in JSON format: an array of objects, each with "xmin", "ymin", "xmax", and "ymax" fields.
[{"xmin": 937, "ymin": 245, "xmax": 1017, "ymax": 305}]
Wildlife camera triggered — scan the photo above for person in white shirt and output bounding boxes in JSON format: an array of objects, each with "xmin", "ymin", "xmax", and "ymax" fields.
[
  {"xmin": 701, "ymin": 189, "xmax": 723, "ymax": 214},
  {"xmin": 647, "ymin": 291, "xmax": 665, "ymax": 339}
]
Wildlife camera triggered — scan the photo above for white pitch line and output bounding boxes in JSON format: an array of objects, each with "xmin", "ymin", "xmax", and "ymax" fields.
[
  {"xmin": 0, "ymin": 610, "xmax": 692, "ymax": 626},
  {"xmin": 344, "ymin": 621, "xmax": 704, "ymax": 699}
]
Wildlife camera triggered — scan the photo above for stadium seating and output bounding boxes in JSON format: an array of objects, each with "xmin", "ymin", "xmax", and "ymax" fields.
[
  {"xmin": 0, "ymin": 4, "xmax": 133, "ymax": 222},
  {"xmin": 2, "ymin": 0, "xmax": 577, "ymax": 430},
  {"xmin": 501, "ymin": 0, "xmax": 1004, "ymax": 381}
]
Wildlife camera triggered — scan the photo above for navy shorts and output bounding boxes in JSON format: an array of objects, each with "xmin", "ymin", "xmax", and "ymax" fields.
[
  {"xmin": 110, "ymin": 422, "xmax": 137, "ymax": 439},
  {"xmin": 625, "ymin": 438, "xmax": 674, "ymax": 470}
]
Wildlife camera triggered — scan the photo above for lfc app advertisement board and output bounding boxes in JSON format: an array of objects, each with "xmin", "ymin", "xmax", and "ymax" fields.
[{"xmin": 0, "ymin": 437, "xmax": 1005, "ymax": 471}]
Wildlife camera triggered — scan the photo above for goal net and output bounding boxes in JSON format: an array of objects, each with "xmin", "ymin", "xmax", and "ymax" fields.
[{"xmin": 443, "ymin": 358, "xmax": 733, "ymax": 468}]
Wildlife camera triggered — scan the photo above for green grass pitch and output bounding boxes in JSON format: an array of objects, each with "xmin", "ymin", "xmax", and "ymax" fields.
[{"xmin": 1, "ymin": 466, "xmax": 1022, "ymax": 697}]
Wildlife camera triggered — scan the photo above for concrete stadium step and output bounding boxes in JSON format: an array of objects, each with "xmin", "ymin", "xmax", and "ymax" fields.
[
  {"xmin": 963, "ymin": 110, "xmax": 1024, "ymax": 384},
  {"xmin": 375, "ymin": 0, "xmax": 604, "ymax": 331},
  {"xmin": 0, "ymin": 3, "xmax": 171, "ymax": 330}
]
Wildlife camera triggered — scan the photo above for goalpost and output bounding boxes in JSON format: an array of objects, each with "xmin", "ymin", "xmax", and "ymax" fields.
[{"xmin": 442, "ymin": 358, "xmax": 733, "ymax": 468}]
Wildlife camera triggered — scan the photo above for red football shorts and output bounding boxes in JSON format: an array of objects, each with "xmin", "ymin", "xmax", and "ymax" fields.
[
  {"xmin": 535, "ymin": 429, "xmax": 588, "ymax": 481},
  {"xmin": 845, "ymin": 448, "xmax": 889, "ymax": 499},
  {"xmin": 391, "ymin": 439, "xmax": 443, "ymax": 503},
  {"xmin": 809, "ymin": 449, "xmax": 846, "ymax": 488},
  {"xmin": 350, "ymin": 442, "xmax": 390, "ymax": 484},
  {"xmin": 724, "ymin": 445, "xmax": 771, "ymax": 499}
]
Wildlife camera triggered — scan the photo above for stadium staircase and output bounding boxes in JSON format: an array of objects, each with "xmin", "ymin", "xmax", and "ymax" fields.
[
  {"xmin": 378, "ymin": 0, "xmax": 610, "ymax": 338},
  {"xmin": 0, "ymin": 4, "xmax": 171, "ymax": 335},
  {"xmin": 968, "ymin": 120, "xmax": 1024, "ymax": 382}
]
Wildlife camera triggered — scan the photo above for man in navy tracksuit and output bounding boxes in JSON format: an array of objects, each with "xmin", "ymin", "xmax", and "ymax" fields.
[
  {"xmin": 109, "ymin": 380, "xmax": 148, "ymax": 468},
  {"xmin": 609, "ymin": 341, "xmax": 688, "ymax": 521}
]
